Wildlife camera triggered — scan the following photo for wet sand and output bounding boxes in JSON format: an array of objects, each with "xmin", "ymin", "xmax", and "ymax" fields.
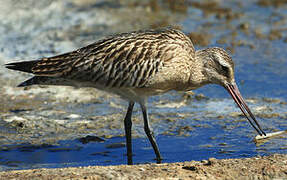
[
  {"xmin": 1, "ymin": 154, "xmax": 286, "ymax": 180},
  {"xmin": 1, "ymin": 0, "xmax": 287, "ymax": 175}
]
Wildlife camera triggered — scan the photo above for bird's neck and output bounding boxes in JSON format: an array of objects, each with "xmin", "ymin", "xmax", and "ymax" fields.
[{"xmin": 186, "ymin": 57, "xmax": 210, "ymax": 90}]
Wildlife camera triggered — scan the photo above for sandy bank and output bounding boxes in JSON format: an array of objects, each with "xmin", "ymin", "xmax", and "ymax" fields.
[{"xmin": 1, "ymin": 154, "xmax": 286, "ymax": 180}]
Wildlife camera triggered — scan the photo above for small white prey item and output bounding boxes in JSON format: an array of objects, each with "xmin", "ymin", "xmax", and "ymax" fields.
[{"xmin": 254, "ymin": 130, "xmax": 287, "ymax": 141}]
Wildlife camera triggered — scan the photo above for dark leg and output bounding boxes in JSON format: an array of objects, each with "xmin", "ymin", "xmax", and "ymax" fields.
[
  {"xmin": 124, "ymin": 102, "xmax": 135, "ymax": 165},
  {"xmin": 140, "ymin": 103, "xmax": 162, "ymax": 163}
]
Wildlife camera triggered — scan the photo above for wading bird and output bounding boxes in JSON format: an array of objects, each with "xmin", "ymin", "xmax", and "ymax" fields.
[{"xmin": 6, "ymin": 28, "xmax": 266, "ymax": 165}]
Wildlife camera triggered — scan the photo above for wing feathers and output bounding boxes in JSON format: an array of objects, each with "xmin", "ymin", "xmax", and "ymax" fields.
[{"xmin": 6, "ymin": 28, "xmax": 195, "ymax": 89}]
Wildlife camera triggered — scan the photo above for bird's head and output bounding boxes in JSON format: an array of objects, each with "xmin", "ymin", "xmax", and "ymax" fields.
[
  {"xmin": 198, "ymin": 47, "xmax": 235, "ymax": 87},
  {"xmin": 197, "ymin": 47, "xmax": 266, "ymax": 136}
]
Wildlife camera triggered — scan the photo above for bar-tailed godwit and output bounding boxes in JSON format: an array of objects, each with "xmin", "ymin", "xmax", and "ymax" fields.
[{"xmin": 6, "ymin": 28, "xmax": 266, "ymax": 165}]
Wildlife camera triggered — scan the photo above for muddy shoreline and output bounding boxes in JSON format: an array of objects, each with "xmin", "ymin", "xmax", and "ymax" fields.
[
  {"xmin": 0, "ymin": 154, "xmax": 286, "ymax": 180},
  {"xmin": 1, "ymin": 0, "xmax": 287, "ymax": 173}
]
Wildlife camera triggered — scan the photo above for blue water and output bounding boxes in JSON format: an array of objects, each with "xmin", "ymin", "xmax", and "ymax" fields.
[
  {"xmin": 1, "ymin": 133, "xmax": 284, "ymax": 171},
  {"xmin": 1, "ymin": 118, "xmax": 286, "ymax": 171}
]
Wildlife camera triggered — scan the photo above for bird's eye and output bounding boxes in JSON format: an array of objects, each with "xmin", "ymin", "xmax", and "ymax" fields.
[
  {"xmin": 222, "ymin": 65, "xmax": 229, "ymax": 77},
  {"xmin": 211, "ymin": 54, "xmax": 230, "ymax": 78}
]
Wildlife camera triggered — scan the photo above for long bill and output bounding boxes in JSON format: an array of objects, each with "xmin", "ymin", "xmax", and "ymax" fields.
[{"xmin": 226, "ymin": 83, "xmax": 266, "ymax": 136}]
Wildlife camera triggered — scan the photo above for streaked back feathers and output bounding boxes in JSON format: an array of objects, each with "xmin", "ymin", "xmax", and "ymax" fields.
[{"xmin": 6, "ymin": 28, "xmax": 195, "ymax": 88}]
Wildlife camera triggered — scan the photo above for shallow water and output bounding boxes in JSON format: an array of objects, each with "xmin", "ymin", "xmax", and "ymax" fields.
[
  {"xmin": 0, "ymin": 133, "xmax": 286, "ymax": 171},
  {"xmin": 0, "ymin": 94, "xmax": 286, "ymax": 171},
  {"xmin": 0, "ymin": 0, "xmax": 287, "ymax": 171}
]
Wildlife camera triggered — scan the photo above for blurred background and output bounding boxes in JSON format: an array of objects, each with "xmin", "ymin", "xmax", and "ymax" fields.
[{"xmin": 0, "ymin": 0, "xmax": 286, "ymax": 170}]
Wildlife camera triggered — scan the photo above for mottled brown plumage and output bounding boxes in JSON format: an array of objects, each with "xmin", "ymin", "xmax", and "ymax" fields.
[{"xmin": 6, "ymin": 28, "xmax": 265, "ymax": 165}]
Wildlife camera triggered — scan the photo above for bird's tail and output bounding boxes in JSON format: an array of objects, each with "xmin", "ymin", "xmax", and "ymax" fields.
[
  {"xmin": 6, "ymin": 58, "xmax": 77, "ymax": 87},
  {"xmin": 5, "ymin": 60, "xmax": 39, "ymax": 73},
  {"xmin": 6, "ymin": 51, "xmax": 83, "ymax": 87},
  {"xmin": 17, "ymin": 76, "xmax": 73, "ymax": 87},
  {"xmin": 6, "ymin": 50, "xmax": 80, "ymax": 77},
  {"xmin": 17, "ymin": 76, "xmax": 50, "ymax": 87}
]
